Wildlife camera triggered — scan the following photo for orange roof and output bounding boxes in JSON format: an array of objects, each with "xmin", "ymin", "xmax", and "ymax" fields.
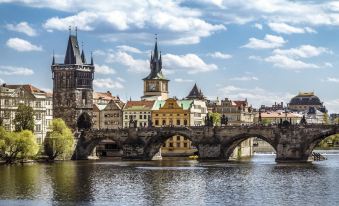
[
  {"xmin": 5, "ymin": 84, "xmax": 46, "ymax": 94},
  {"xmin": 124, "ymin": 100, "xmax": 155, "ymax": 110},
  {"xmin": 233, "ymin": 100, "xmax": 247, "ymax": 107},
  {"xmin": 93, "ymin": 91, "xmax": 118, "ymax": 101}
]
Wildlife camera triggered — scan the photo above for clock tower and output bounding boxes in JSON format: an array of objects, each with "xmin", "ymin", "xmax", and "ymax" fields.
[{"xmin": 141, "ymin": 37, "xmax": 169, "ymax": 100}]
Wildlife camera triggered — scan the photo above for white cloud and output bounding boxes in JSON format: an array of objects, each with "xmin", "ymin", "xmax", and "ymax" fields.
[
  {"xmin": 0, "ymin": 65, "xmax": 34, "ymax": 75},
  {"xmin": 230, "ymin": 76, "xmax": 258, "ymax": 81},
  {"xmin": 264, "ymin": 54, "xmax": 319, "ymax": 70},
  {"xmin": 268, "ymin": 22, "xmax": 316, "ymax": 34},
  {"xmin": 324, "ymin": 99, "xmax": 339, "ymax": 113},
  {"xmin": 6, "ymin": 38, "xmax": 42, "ymax": 52},
  {"xmin": 242, "ymin": 34, "xmax": 286, "ymax": 49},
  {"xmin": 0, "ymin": 78, "xmax": 4, "ymax": 84},
  {"xmin": 324, "ymin": 77, "xmax": 339, "ymax": 83},
  {"xmin": 174, "ymin": 78, "xmax": 194, "ymax": 83},
  {"xmin": 107, "ymin": 51, "xmax": 149, "ymax": 73},
  {"xmin": 116, "ymin": 77, "xmax": 125, "ymax": 82},
  {"xmin": 163, "ymin": 53, "xmax": 218, "ymax": 74},
  {"xmin": 6, "ymin": 22, "xmax": 37, "ymax": 36},
  {"xmin": 43, "ymin": 11, "xmax": 97, "ymax": 31},
  {"xmin": 273, "ymin": 45, "xmax": 331, "ymax": 58},
  {"xmin": 93, "ymin": 78, "xmax": 124, "ymax": 89},
  {"xmin": 116, "ymin": 45, "xmax": 142, "ymax": 53},
  {"xmin": 38, "ymin": 0, "xmax": 225, "ymax": 45},
  {"xmin": 208, "ymin": 52, "xmax": 232, "ymax": 59},
  {"xmin": 254, "ymin": 23, "xmax": 263, "ymax": 30},
  {"xmin": 94, "ymin": 64, "xmax": 116, "ymax": 74},
  {"xmin": 217, "ymin": 85, "xmax": 293, "ymax": 108}
]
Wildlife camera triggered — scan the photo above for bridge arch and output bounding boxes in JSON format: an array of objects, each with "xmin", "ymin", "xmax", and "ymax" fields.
[
  {"xmin": 143, "ymin": 128, "xmax": 196, "ymax": 159},
  {"xmin": 73, "ymin": 129, "xmax": 125, "ymax": 160},
  {"xmin": 221, "ymin": 133, "xmax": 277, "ymax": 160},
  {"xmin": 303, "ymin": 128, "xmax": 339, "ymax": 159}
]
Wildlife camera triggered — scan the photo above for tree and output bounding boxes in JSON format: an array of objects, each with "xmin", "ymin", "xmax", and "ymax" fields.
[
  {"xmin": 44, "ymin": 119, "xmax": 74, "ymax": 161},
  {"xmin": 323, "ymin": 112, "xmax": 329, "ymax": 124},
  {"xmin": 209, "ymin": 112, "xmax": 221, "ymax": 126},
  {"xmin": 0, "ymin": 127, "xmax": 39, "ymax": 164},
  {"xmin": 261, "ymin": 119, "xmax": 271, "ymax": 126},
  {"xmin": 13, "ymin": 104, "xmax": 35, "ymax": 132}
]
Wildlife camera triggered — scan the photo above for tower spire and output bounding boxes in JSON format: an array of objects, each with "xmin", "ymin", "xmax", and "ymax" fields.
[
  {"xmin": 154, "ymin": 33, "xmax": 158, "ymax": 60},
  {"xmin": 90, "ymin": 51, "xmax": 94, "ymax": 65},
  {"xmin": 52, "ymin": 50, "xmax": 55, "ymax": 65},
  {"xmin": 81, "ymin": 41, "xmax": 86, "ymax": 63},
  {"xmin": 69, "ymin": 26, "xmax": 71, "ymax": 35},
  {"xmin": 75, "ymin": 26, "xmax": 78, "ymax": 37}
]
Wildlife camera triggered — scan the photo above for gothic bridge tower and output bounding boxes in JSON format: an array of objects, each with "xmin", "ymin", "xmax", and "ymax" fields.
[
  {"xmin": 51, "ymin": 29, "xmax": 95, "ymax": 130},
  {"xmin": 141, "ymin": 37, "xmax": 169, "ymax": 100}
]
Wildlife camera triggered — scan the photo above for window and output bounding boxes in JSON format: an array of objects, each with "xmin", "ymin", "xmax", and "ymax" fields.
[
  {"xmin": 184, "ymin": 119, "xmax": 188, "ymax": 126},
  {"xmin": 176, "ymin": 119, "xmax": 180, "ymax": 125},
  {"xmin": 176, "ymin": 142, "xmax": 180, "ymax": 147},
  {"xmin": 4, "ymin": 99, "xmax": 9, "ymax": 106},
  {"xmin": 36, "ymin": 113, "xmax": 41, "ymax": 120},
  {"xmin": 4, "ymin": 111, "xmax": 10, "ymax": 119},
  {"xmin": 35, "ymin": 124, "xmax": 41, "ymax": 132},
  {"xmin": 144, "ymin": 115, "xmax": 147, "ymax": 119},
  {"xmin": 139, "ymin": 115, "xmax": 143, "ymax": 119},
  {"xmin": 177, "ymin": 136, "xmax": 180, "ymax": 141},
  {"xmin": 169, "ymin": 143, "xmax": 173, "ymax": 147},
  {"xmin": 162, "ymin": 120, "xmax": 166, "ymax": 125},
  {"xmin": 155, "ymin": 120, "xmax": 159, "ymax": 126},
  {"xmin": 184, "ymin": 143, "xmax": 188, "ymax": 148}
]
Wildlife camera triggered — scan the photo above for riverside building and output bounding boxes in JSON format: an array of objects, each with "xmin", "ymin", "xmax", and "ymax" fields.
[{"xmin": 0, "ymin": 84, "xmax": 53, "ymax": 144}]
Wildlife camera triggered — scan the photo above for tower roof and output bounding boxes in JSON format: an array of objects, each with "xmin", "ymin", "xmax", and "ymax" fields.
[
  {"xmin": 64, "ymin": 35, "xmax": 82, "ymax": 64},
  {"xmin": 186, "ymin": 83, "xmax": 205, "ymax": 100},
  {"xmin": 143, "ymin": 36, "xmax": 167, "ymax": 80}
]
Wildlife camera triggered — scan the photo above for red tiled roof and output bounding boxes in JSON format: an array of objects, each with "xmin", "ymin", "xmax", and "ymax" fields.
[
  {"xmin": 93, "ymin": 91, "xmax": 118, "ymax": 101},
  {"xmin": 124, "ymin": 100, "xmax": 155, "ymax": 109},
  {"xmin": 5, "ymin": 84, "xmax": 46, "ymax": 94}
]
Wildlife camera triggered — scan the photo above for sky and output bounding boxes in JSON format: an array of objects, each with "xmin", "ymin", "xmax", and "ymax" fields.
[{"xmin": 0, "ymin": 0, "xmax": 339, "ymax": 113}]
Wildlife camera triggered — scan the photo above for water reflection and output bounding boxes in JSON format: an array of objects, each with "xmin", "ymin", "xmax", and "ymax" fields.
[{"xmin": 0, "ymin": 154, "xmax": 338, "ymax": 205}]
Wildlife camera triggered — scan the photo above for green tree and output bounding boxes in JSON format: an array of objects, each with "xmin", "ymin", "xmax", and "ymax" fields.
[
  {"xmin": 261, "ymin": 119, "xmax": 271, "ymax": 126},
  {"xmin": 44, "ymin": 119, "xmax": 74, "ymax": 161},
  {"xmin": 318, "ymin": 134, "xmax": 339, "ymax": 148},
  {"xmin": 13, "ymin": 104, "xmax": 35, "ymax": 132},
  {"xmin": 0, "ymin": 127, "xmax": 39, "ymax": 164},
  {"xmin": 209, "ymin": 112, "xmax": 221, "ymax": 126},
  {"xmin": 323, "ymin": 112, "xmax": 329, "ymax": 124}
]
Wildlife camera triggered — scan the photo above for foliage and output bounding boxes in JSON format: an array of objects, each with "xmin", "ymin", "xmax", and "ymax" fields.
[
  {"xmin": 261, "ymin": 119, "xmax": 271, "ymax": 125},
  {"xmin": 44, "ymin": 118, "xmax": 74, "ymax": 161},
  {"xmin": 0, "ymin": 127, "xmax": 39, "ymax": 164},
  {"xmin": 318, "ymin": 134, "xmax": 339, "ymax": 148},
  {"xmin": 209, "ymin": 112, "xmax": 221, "ymax": 126},
  {"xmin": 323, "ymin": 112, "xmax": 329, "ymax": 124},
  {"xmin": 13, "ymin": 104, "xmax": 35, "ymax": 132}
]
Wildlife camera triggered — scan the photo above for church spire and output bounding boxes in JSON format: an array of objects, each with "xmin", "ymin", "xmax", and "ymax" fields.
[
  {"xmin": 64, "ymin": 27, "xmax": 82, "ymax": 64},
  {"xmin": 153, "ymin": 34, "xmax": 159, "ymax": 60}
]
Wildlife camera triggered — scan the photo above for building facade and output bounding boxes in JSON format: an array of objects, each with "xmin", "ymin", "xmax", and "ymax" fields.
[
  {"xmin": 0, "ymin": 84, "xmax": 53, "ymax": 144},
  {"xmin": 288, "ymin": 92, "xmax": 327, "ymax": 112},
  {"xmin": 123, "ymin": 100, "xmax": 154, "ymax": 128},
  {"xmin": 51, "ymin": 31, "xmax": 94, "ymax": 130},
  {"xmin": 185, "ymin": 84, "xmax": 208, "ymax": 126},
  {"xmin": 152, "ymin": 98, "xmax": 195, "ymax": 156},
  {"xmin": 212, "ymin": 98, "xmax": 255, "ymax": 125},
  {"xmin": 254, "ymin": 111, "xmax": 302, "ymax": 125},
  {"xmin": 141, "ymin": 38, "xmax": 169, "ymax": 101}
]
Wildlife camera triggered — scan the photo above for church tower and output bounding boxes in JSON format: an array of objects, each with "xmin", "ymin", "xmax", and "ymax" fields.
[
  {"xmin": 141, "ymin": 37, "xmax": 169, "ymax": 100},
  {"xmin": 51, "ymin": 28, "xmax": 94, "ymax": 130}
]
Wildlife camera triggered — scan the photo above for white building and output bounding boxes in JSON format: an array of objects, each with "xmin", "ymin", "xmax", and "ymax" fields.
[{"xmin": 0, "ymin": 84, "xmax": 53, "ymax": 144}]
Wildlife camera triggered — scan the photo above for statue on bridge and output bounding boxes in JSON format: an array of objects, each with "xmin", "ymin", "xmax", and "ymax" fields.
[
  {"xmin": 221, "ymin": 114, "xmax": 228, "ymax": 126},
  {"xmin": 205, "ymin": 113, "xmax": 214, "ymax": 127},
  {"xmin": 300, "ymin": 115, "xmax": 307, "ymax": 125}
]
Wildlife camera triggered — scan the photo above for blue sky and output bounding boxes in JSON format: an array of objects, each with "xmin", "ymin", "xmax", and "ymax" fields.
[{"xmin": 1, "ymin": 0, "xmax": 339, "ymax": 112}]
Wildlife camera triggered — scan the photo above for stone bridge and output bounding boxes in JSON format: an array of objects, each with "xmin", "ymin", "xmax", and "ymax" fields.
[{"xmin": 73, "ymin": 125, "xmax": 339, "ymax": 163}]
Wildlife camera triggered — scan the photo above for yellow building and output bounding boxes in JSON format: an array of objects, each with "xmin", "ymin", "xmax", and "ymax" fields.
[{"xmin": 152, "ymin": 98, "xmax": 196, "ymax": 156}]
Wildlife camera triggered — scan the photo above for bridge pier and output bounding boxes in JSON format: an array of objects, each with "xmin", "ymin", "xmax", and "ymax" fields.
[
  {"xmin": 197, "ymin": 143, "xmax": 223, "ymax": 160},
  {"xmin": 275, "ymin": 143, "xmax": 310, "ymax": 163},
  {"xmin": 121, "ymin": 144, "xmax": 150, "ymax": 160}
]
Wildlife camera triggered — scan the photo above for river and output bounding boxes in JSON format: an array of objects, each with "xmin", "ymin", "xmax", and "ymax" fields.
[{"xmin": 0, "ymin": 152, "xmax": 338, "ymax": 206}]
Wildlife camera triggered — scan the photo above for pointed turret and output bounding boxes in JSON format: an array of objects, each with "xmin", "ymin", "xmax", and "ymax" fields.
[
  {"xmin": 186, "ymin": 83, "xmax": 205, "ymax": 100},
  {"xmin": 90, "ymin": 52, "xmax": 94, "ymax": 65},
  {"xmin": 81, "ymin": 49, "xmax": 86, "ymax": 64},
  {"xmin": 64, "ymin": 30, "xmax": 82, "ymax": 65},
  {"xmin": 143, "ymin": 36, "xmax": 166, "ymax": 80},
  {"xmin": 52, "ymin": 51, "xmax": 55, "ymax": 65}
]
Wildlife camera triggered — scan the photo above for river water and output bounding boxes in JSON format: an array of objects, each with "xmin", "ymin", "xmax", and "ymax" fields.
[{"xmin": 0, "ymin": 153, "xmax": 338, "ymax": 206}]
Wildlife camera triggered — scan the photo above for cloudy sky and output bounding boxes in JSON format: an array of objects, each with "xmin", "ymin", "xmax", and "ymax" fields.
[{"xmin": 1, "ymin": 0, "xmax": 339, "ymax": 112}]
